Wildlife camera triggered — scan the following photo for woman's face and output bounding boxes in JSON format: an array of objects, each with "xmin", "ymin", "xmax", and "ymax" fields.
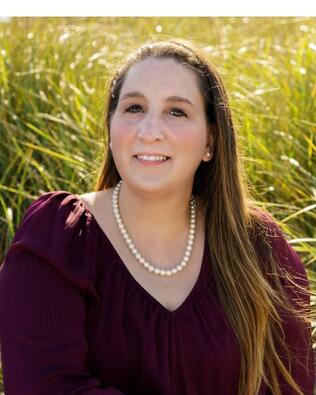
[{"xmin": 110, "ymin": 57, "xmax": 214, "ymax": 195}]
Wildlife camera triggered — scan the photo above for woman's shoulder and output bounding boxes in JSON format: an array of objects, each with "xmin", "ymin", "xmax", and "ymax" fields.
[
  {"xmin": 249, "ymin": 206, "xmax": 309, "ymax": 291},
  {"xmin": 4, "ymin": 190, "xmax": 102, "ymax": 302},
  {"xmin": 248, "ymin": 205, "xmax": 291, "ymax": 247},
  {"xmin": 75, "ymin": 189, "xmax": 111, "ymax": 217},
  {"xmin": 11, "ymin": 190, "xmax": 90, "ymax": 245}
]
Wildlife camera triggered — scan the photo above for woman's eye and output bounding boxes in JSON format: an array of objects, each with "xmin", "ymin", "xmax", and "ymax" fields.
[
  {"xmin": 125, "ymin": 105, "xmax": 186, "ymax": 117},
  {"xmin": 170, "ymin": 108, "xmax": 186, "ymax": 117},
  {"xmin": 125, "ymin": 104, "xmax": 142, "ymax": 113}
]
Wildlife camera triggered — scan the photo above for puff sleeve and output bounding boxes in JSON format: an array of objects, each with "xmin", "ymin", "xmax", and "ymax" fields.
[{"xmin": 0, "ymin": 191, "xmax": 126, "ymax": 395}]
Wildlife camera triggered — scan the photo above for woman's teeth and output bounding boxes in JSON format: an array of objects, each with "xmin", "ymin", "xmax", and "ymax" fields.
[{"xmin": 136, "ymin": 155, "xmax": 168, "ymax": 161}]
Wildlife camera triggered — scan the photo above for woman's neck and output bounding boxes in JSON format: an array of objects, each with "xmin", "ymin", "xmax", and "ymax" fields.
[{"xmin": 114, "ymin": 183, "xmax": 204, "ymax": 249}]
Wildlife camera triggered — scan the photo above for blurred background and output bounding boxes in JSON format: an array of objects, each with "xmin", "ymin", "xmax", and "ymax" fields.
[{"xmin": 0, "ymin": 16, "xmax": 315, "ymax": 392}]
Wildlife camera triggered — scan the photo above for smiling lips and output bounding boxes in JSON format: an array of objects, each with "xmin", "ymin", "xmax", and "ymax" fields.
[{"xmin": 134, "ymin": 155, "xmax": 171, "ymax": 166}]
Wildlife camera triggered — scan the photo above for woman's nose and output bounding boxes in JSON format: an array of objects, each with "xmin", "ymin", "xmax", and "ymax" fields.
[{"xmin": 136, "ymin": 112, "xmax": 165, "ymax": 141}]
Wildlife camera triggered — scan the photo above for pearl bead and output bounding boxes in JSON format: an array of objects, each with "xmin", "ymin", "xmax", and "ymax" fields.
[{"xmin": 112, "ymin": 180, "xmax": 197, "ymax": 276}]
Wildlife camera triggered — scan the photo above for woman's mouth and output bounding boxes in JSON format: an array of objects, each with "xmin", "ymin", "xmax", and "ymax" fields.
[
  {"xmin": 133, "ymin": 155, "xmax": 171, "ymax": 166},
  {"xmin": 134, "ymin": 155, "xmax": 170, "ymax": 166}
]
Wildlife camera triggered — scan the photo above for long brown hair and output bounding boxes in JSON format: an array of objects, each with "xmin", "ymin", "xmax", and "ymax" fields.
[{"xmin": 94, "ymin": 38, "xmax": 313, "ymax": 395}]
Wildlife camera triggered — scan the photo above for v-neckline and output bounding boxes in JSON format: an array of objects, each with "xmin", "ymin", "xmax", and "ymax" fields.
[{"xmin": 74, "ymin": 192, "xmax": 208, "ymax": 317}]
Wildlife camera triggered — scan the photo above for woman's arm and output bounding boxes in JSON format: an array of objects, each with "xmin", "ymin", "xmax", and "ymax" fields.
[
  {"xmin": 271, "ymin": 228, "xmax": 315, "ymax": 395},
  {"xmin": 0, "ymin": 249, "xmax": 126, "ymax": 395}
]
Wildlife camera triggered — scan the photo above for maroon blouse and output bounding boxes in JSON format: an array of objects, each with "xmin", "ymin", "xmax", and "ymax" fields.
[{"xmin": 0, "ymin": 191, "xmax": 314, "ymax": 394}]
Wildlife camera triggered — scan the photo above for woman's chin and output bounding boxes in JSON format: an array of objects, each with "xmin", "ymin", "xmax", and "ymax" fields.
[{"xmin": 123, "ymin": 178, "xmax": 175, "ymax": 196}]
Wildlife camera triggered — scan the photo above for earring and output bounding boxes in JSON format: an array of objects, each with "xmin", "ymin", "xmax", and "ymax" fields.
[
  {"xmin": 109, "ymin": 141, "xmax": 112, "ymax": 150},
  {"xmin": 206, "ymin": 152, "xmax": 210, "ymax": 157}
]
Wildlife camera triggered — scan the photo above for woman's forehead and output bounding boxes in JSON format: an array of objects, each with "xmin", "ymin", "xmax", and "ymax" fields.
[
  {"xmin": 125, "ymin": 57, "xmax": 196, "ymax": 80},
  {"xmin": 120, "ymin": 58, "xmax": 202, "ymax": 101}
]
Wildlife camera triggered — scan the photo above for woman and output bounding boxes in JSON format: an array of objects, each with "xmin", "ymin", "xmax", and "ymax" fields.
[{"xmin": 0, "ymin": 39, "xmax": 314, "ymax": 395}]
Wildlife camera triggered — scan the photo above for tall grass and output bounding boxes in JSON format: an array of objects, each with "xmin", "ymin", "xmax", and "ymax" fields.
[{"xmin": 0, "ymin": 17, "xmax": 315, "ymax": 392}]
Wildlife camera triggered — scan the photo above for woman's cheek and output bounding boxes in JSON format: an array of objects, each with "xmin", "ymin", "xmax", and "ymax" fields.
[
  {"xmin": 174, "ymin": 128, "xmax": 201, "ymax": 150},
  {"xmin": 111, "ymin": 120, "xmax": 133, "ymax": 144}
]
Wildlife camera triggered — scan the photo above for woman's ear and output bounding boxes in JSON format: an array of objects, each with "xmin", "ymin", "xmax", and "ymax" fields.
[{"xmin": 203, "ymin": 127, "xmax": 215, "ymax": 162}]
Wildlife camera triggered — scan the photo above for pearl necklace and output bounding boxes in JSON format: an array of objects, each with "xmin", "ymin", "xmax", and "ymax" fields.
[{"xmin": 112, "ymin": 180, "xmax": 197, "ymax": 276}]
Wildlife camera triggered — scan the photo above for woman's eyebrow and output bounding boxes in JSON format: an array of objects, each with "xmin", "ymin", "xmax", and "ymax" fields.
[{"xmin": 120, "ymin": 91, "xmax": 194, "ymax": 108}]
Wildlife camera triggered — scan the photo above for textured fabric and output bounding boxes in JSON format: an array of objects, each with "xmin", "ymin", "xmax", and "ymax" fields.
[{"xmin": 0, "ymin": 191, "xmax": 314, "ymax": 395}]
